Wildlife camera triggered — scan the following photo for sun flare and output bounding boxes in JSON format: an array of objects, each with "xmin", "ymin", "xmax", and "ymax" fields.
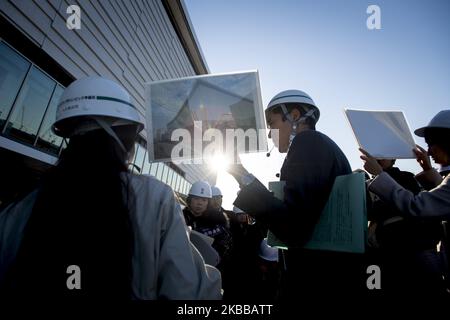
[{"xmin": 207, "ymin": 153, "xmax": 230, "ymax": 172}]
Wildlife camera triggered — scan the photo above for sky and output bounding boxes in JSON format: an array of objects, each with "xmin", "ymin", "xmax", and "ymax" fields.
[{"xmin": 183, "ymin": 0, "xmax": 450, "ymax": 209}]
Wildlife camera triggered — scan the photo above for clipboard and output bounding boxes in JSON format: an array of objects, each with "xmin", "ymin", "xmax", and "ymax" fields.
[{"xmin": 267, "ymin": 172, "xmax": 367, "ymax": 253}]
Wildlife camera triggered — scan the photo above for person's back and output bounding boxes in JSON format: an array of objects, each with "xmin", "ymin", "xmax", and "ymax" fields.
[
  {"xmin": 0, "ymin": 131, "xmax": 221, "ymax": 299},
  {"xmin": 0, "ymin": 76, "xmax": 221, "ymax": 299},
  {"xmin": 0, "ymin": 130, "xmax": 134, "ymax": 298},
  {"xmin": 126, "ymin": 173, "xmax": 221, "ymax": 299}
]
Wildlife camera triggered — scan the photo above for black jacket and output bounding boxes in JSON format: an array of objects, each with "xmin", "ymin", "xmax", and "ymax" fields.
[
  {"xmin": 234, "ymin": 130, "xmax": 351, "ymax": 246},
  {"xmin": 234, "ymin": 130, "xmax": 358, "ymax": 297},
  {"xmin": 183, "ymin": 207, "xmax": 233, "ymax": 264}
]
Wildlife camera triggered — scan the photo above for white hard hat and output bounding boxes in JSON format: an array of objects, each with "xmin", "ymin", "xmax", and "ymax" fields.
[
  {"xmin": 211, "ymin": 186, "xmax": 222, "ymax": 197},
  {"xmin": 414, "ymin": 110, "xmax": 450, "ymax": 137},
  {"xmin": 52, "ymin": 76, "xmax": 145, "ymax": 138},
  {"xmin": 266, "ymin": 89, "xmax": 320, "ymax": 123},
  {"xmin": 258, "ymin": 238, "xmax": 278, "ymax": 262},
  {"xmin": 189, "ymin": 181, "xmax": 212, "ymax": 198}
]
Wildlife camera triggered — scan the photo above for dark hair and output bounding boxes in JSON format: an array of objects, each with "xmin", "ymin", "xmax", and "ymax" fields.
[
  {"xmin": 186, "ymin": 195, "xmax": 193, "ymax": 207},
  {"xmin": 186, "ymin": 195, "xmax": 209, "ymax": 207},
  {"xmin": 6, "ymin": 129, "xmax": 135, "ymax": 298},
  {"xmin": 266, "ymin": 103, "xmax": 316, "ymax": 129},
  {"xmin": 424, "ymin": 128, "xmax": 450, "ymax": 156}
]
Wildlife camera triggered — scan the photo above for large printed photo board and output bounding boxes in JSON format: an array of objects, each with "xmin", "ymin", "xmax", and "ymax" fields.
[{"xmin": 145, "ymin": 71, "xmax": 267, "ymax": 163}]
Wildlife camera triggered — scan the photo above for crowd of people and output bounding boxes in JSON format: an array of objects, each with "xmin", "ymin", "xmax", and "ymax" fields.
[{"xmin": 0, "ymin": 76, "xmax": 448, "ymax": 300}]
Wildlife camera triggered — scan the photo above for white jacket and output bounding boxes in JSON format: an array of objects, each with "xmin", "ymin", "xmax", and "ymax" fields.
[
  {"xmin": 0, "ymin": 173, "xmax": 222, "ymax": 300},
  {"xmin": 369, "ymin": 170, "xmax": 450, "ymax": 218}
]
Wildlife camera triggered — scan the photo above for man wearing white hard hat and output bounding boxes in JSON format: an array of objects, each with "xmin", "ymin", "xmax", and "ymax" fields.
[
  {"xmin": 211, "ymin": 186, "xmax": 222, "ymax": 196},
  {"xmin": 0, "ymin": 77, "xmax": 221, "ymax": 299},
  {"xmin": 210, "ymin": 186, "xmax": 243, "ymax": 226},
  {"xmin": 360, "ymin": 110, "xmax": 450, "ymax": 294},
  {"xmin": 227, "ymin": 89, "xmax": 357, "ymax": 298},
  {"xmin": 209, "ymin": 186, "xmax": 229, "ymax": 211},
  {"xmin": 209, "ymin": 186, "xmax": 232, "ymax": 223},
  {"xmin": 360, "ymin": 110, "xmax": 450, "ymax": 218}
]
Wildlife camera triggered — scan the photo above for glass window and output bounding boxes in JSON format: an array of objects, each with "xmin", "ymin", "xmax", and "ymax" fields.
[
  {"xmin": 186, "ymin": 182, "xmax": 191, "ymax": 195},
  {"xmin": 178, "ymin": 178, "xmax": 182, "ymax": 192},
  {"xmin": 149, "ymin": 162, "xmax": 157, "ymax": 177},
  {"xmin": 178, "ymin": 176, "xmax": 183, "ymax": 193},
  {"xmin": 170, "ymin": 171, "xmax": 176, "ymax": 188},
  {"xmin": 142, "ymin": 151, "xmax": 150, "ymax": 174},
  {"xmin": 161, "ymin": 164, "xmax": 168, "ymax": 183},
  {"xmin": 134, "ymin": 144, "xmax": 146, "ymax": 173},
  {"xmin": 0, "ymin": 42, "xmax": 31, "ymax": 130},
  {"xmin": 164, "ymin": 167, "xmax": 170, "ymax": 184},
  {"xmin": 183, "ymin": 180, "xmax": 188, "ymax": 195},
  {"xmin": 171, "ymin": 173, "xmax": 177, "ymax": 192},
  {"xmin": 5, "ymin": 66, "xmax": 56, "ymax": 145},
  {"xmin": 35, "ymin": 85, "xmax": 64, "ymax": 154},
  {"xmin": 177, "ymin": 176, "xmax": 182, "ymax": 193},
  {"xmin": 155, "ymin": 163, "xmax": 163, "ymax": 181},
  {"xmin": 174, "ymin": 174, "xmax": 180, "ymax": 192},
  {"xmin": 166, "ymin": 167, "xmax": 171, "ymax": 184},
  {"xmin": 167, "ymin": 168, "xmax": 174, "ymax": 188},
  {"xmin": 179, "ymin": 176, "xmax": 184, "ymax": 193},
  {"xmin": 169, "ymin": 169, "xmax": 176, "ymax": 190},
  {"xmin": 129, "ymin": 143, "xmax": 138, "ymax": 168},
  {"xmin": 181, "ymin": 179, "xmax": 186, "ymax": 194}
]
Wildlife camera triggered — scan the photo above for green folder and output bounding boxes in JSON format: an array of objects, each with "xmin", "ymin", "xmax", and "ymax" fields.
[{"xmin": 267, "ymin": 172, "xmax": 367, "ymax": 253}]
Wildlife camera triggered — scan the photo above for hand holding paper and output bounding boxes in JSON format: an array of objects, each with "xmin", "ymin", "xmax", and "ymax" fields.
[
  {"xmin": 226, "ymin": 151, "xmax": 250, "ymax": 183},
  {"xmin": 359, "ymin": 148, "xmax": 383, "ymax": 176},
  {"xmin": 413, "ymin": 145, "xmax": 432, "ymax": 171}
]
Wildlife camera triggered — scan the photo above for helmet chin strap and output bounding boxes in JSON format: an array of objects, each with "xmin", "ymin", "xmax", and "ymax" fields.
[{"xmin": 92, "ymin": 117, "xmax": 127, "ymax": 153}]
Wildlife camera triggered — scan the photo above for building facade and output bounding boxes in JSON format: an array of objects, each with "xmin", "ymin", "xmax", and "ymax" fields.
[{"xmin": 0, "ymin": 0, "xmax": 215, "ymax": 207}]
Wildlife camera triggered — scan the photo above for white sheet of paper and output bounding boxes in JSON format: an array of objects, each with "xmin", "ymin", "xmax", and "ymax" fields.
[{"xmin": 344, "ymin": 109, "xmax": 416, "ymax": 159}]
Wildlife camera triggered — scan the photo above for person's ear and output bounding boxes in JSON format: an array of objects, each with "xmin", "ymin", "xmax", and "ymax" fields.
[{"xmin": 290, "ymin": 108, "xmax": 301, "ymax": 122}]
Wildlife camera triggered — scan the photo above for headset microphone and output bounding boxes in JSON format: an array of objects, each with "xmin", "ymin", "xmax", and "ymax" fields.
[{"xmin": 266, "ymin": 145, "xmax": 275, "ymax": 157}]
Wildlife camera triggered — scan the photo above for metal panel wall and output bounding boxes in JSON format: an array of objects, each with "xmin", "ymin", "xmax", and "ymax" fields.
[{"xmin": 1, "ymin": 0, "xmax": 212, "ymax": 183}]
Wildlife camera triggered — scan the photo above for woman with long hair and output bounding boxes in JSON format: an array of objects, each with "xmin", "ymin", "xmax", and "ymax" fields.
[{"xmin": 0, "ymin": 77, "xmax": 221, "ymax": 299}]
